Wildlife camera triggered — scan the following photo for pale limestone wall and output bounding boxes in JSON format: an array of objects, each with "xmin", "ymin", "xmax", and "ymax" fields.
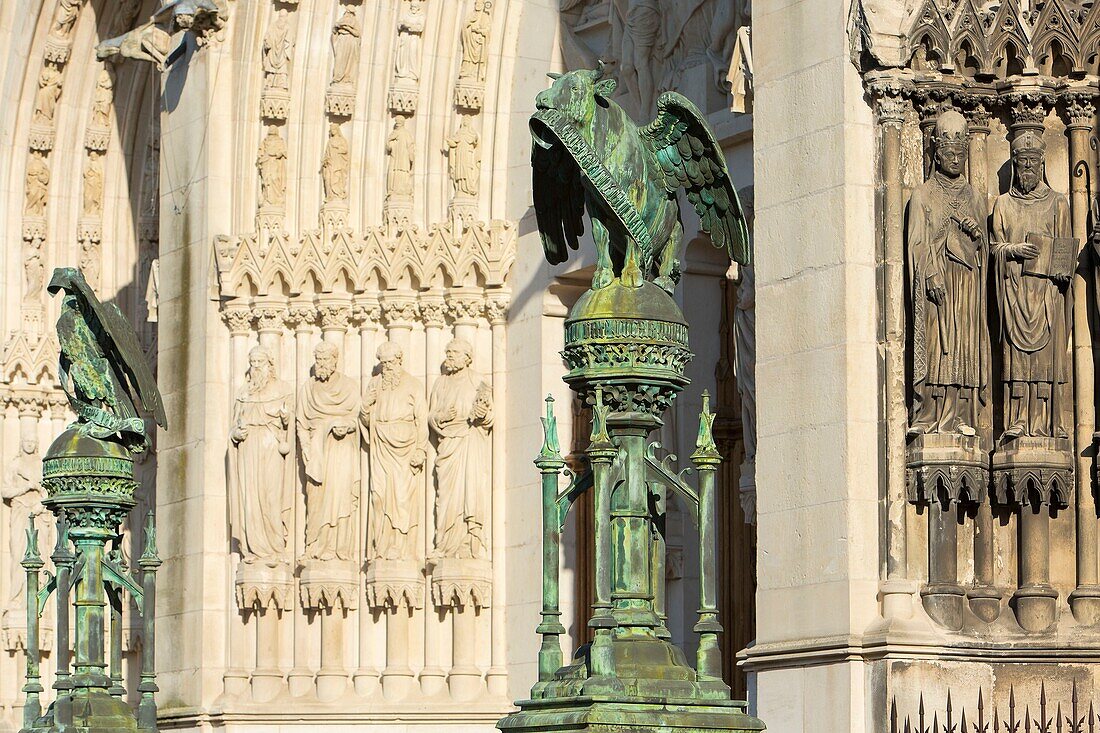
[{"xmin": 749, "ymin": 0, "xmax": 879, "ymax": 730}]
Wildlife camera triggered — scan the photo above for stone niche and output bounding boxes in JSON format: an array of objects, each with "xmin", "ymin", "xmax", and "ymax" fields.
[{"xmin": 853, "ymin": 0, "xmax": 1100, "ymax": 724}]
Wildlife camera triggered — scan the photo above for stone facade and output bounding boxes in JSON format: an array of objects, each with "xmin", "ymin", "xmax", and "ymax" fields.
[{"xmin": 0, "ymin": 2, "xmax": 752, "ymax": 733}]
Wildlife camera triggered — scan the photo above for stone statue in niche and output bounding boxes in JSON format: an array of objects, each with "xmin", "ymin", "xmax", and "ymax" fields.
[
  {"xmin": 386, "ymin": 117, "xmax": 415, "ymax": 199},
  {"xmin": 33, "ymin": 64, "xmax": 63, "ymax": 125},
  {"xmin": 990, "ymin": 131, "xmax": 1072, "ymax": 441},
  {"xmin": 361, "ymin": 341, "xmax": 427, "ymax": 560},
  {"xmin": 610, "ymin": 0, "xmax": 660, "ymax": 112},
  {"xmin": 229, "ymin": 346, "xmax": 293, "ymax": 565},
  {"xmin": 297, "ymin": 342, "xmax": 360, "ymax": 562},
  {"xmin": 444, "ymin": 116, "xmax": 480, "ymax": 197},
  {"xmin": 2, "ymin": 437, "xmax": 52, "ymax": 606},
  {"xmin": 79, "ymin": 240, "xmax": 101, "ymax": 289},
  {"xmin": 51, "ymin": 0, "xmax": 80, "ymax": 39},
  {"xmin": 91, "ymin": 69, "xmax": 114, "ymax": 129},
  {"xmin": 322, "ymin": 122, "xmax": 350, "ymax": 203},
  {"xmin": 458, "ymin": 0, "xmax": 492, "ymax": 83},
  {"xmin": 24, "ymin": 241, "xmax": 45, "ymax": 300},
  {"xmin": 262, "ymin": 10, "xmax": 292, "ymax": 91},
  {"xmin": 330, "ymin": 5, "xmax": 361, "ymax": 87},
  {"xmin": 394, "ymin": 0, "xmax": 425, "ymax": 83},
  {"xmin": 257, "ymin": 126, "xmax": 287, "ymax": 208},
  {"xmin": 906, "ymin": 110, "xmax": 989, "ymax": 438},
  {"xmin": 429, "ymin": 338, "xmax": 493, "ymax": 559},
  {"xmin": 83, "ymin": 150, "xmax": 104, "ymax": 217},
  {"xmin": 25, "ymin": 152, "xmax": 50, "ymax": 217}
]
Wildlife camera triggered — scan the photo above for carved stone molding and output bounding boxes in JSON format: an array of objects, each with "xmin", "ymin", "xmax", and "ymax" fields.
[
  {"xmin": 28, "ymin": 127, "xmax": 54, "ymax": 153},
  {"xmin": 419, "ymin": 295, "xmax": 447, "ymax": 328},
  {"xmin": 430, "ymin": 558, "xmax": 490, "ymax": 610},
  {"xmin": 485, "ymin": 291, "xmax": 509, "ymax": 326},
  {"xmin": 446, "ymin": 290, "xmax": 484, "ymax": 325},
  {"xmin": 365, "ymin": 559, "xmax": 423, "ymax": 611},
  {"xmin": 381, "ymin": 293, "xmax": 419, "ymax": 329},
  {"xmin": 213, "ymin": 221, "xmax": 515, "ymax": 299},
  {"xmin": 285, "ymin": 303, "xmax": 317, "ymax": 332},
  {"xmin": 235, "ymin": 563, "xmax": 294, "ymax": 611},
  {"xmin": 223, "ymin": 306, "xmax": 253, "ymax": 336},
  {"xmin": 299, "ymin": 560, "xmax": 359, "ymax": 611}
]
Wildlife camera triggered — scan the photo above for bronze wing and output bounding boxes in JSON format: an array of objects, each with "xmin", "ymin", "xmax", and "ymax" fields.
[
  {"xmin": 48, "ymin": 267, "xmax": 168, "ymax": 430},
  {"xmin": 641, "ymin": 92, "xmax": 751, "ymax": 265},
  {"xmin": 530, "ymin": 111, "xmax": 586, "ymax": 266}
]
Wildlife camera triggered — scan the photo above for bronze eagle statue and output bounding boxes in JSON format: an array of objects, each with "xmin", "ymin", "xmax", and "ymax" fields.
[
  {"xmin": 49, "ymin": 267, "xmax": 167, "ymax": 453},
  {"xmin": 530, "ymin": 64, "xmax": 749, "ymax": 292}
]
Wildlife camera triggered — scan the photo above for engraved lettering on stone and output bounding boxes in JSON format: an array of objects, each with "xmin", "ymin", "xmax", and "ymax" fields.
[
  {"xmin": 230, "ymin": 346, "xmax": 293, "ymax": 564},
  {"xmin": 297, "ymin": 342, "xmax": 360, "ymax": 562},
  {"xmin": 361, "ymin": 341, "xmax": 427, "ymax": 560},
  {"xmin": 429, "ymin": 339, "xmax": 493, "ymax": 559}
]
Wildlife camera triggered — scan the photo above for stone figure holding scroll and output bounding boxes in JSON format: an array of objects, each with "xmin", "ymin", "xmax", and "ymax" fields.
[
  {"xmin": 361, "ymin": 341, "xmax": 427, "ymax": 560},
  {"xmin": 429, "ymin": 338, "xmax": 493, "ymax": 559},
  {"xmin": 906, "ymin": 110, "xmax": 989, "ymax": 438},
  {"xmin": 991, "ymin": 130, "xmax": 1072, "ymax": 440},
  {"xmin": 297, "ymin": 342, "xmax": 360, "ymax": 562},
  {"xmin": 229, "ymin": 346, "xmax": 293, "ymax": 564}
]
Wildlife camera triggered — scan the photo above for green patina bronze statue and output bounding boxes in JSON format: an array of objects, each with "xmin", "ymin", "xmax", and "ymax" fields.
[
  {"xmin": 530, "ymin": 63, "xmax": 750, "ymax": 291},
  {"xmin": 17, "ymin": 268, "xmax": 165, "ymax": 733},
  {"xmin": 50, "ymin": 267, "xmax": 166, "ymax": 453},
  {"xmin": 499, "ymin": 71, "xmax": 764, "ymax": 733}
]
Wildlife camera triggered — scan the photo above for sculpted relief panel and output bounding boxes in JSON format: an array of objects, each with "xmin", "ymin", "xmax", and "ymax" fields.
[{"xmin": 858, "ymin": 0, "xmax": 1100, "ymax": 639}]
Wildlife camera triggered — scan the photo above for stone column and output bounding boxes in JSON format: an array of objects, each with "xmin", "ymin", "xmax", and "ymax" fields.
[
  {"xmin": 366, "ymin": 573, "xmax": 422, "ymax": 701},
  {"xmin": 419, "ymin": 291, "xmax": 447, "ymax": 697},
  {"xmin": 1015, "ymin": 495, "xmax": 1057, "ymax": 633},
  {"xmin": 284, "ymin": 302, "xmax": 316, "ymax": 698},
  {"xmin": 222, "ymin": 304, "xmax": 253, "ymax": 699},
  {"xmin": 351, "ymin": 297, "xmax": 382, "ymax": 698},
  {"xmin": 868, "ymin": 81, "xmax": 914, "ymax": 624},
  {"xmin": 484, "ymin": 290, "xmax": 508, "ymax": 695},
  {"xmin": 1065, "ymin": 91, "xmax": 1100, "ymax": 625}
]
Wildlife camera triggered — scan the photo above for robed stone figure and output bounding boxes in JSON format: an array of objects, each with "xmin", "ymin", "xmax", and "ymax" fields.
[
  {"xmin": 297, "ymin": 342, "xmax": 360, "ymax": 562},
  {"xmin": 428, "ymin": 339, "xmax": 493, "ymax": 559},
  {"xmin": 907, "ymin": 111, "xmax": 989, "ymax": 438},
  {"xmin": 229, "ymin": 346, "xmax": 293, "ymax": 564},
  {"xmin": 991, "ymin": 130, "xmax": 1072, "ymax": 440},
  {"xmin": 3, "ymin": 438, "xmax": 51, "ymax": 607},
  {"xmin": 361, "ymin": 341, "xmax": 427, "ymax": 560}
]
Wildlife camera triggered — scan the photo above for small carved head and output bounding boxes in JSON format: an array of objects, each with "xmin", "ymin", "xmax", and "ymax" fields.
[
  {"xmin": 313, "ymin": 341, "xmax": 340, "ymax": 381},
  {"xmin": 1011, "ymin": 130, "xmax": 1046, "ymax": 194},
  {"xmin": 931, "ymin": 110, "xmax": 969, "ymax": 178},
  {"xmin": 443, "ymin": 338, "xmax": 474, "ymax": 373},
  {"xmin": 247, "ymin": 345, "xmax": 276, "ymax": 386},
  {"xmin": 535, "ymin": 64, "xmax": 618, "ymax": 126},
  {"xmin": 376, "ymin": 340, "xmax": 404, "ymax": 373},
  {"xmin": 20, "ymin": 438, "xmax": 37, "ymax": 456}
]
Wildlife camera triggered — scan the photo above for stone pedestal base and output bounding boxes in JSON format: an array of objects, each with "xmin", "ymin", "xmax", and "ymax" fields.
[
  {"xmin": 326, "ymin": 85, "xmax": 355, "ymax": 117},
  {"xmin": 992, "ymin": 436, "xmax": 1073, "ymax": 506},
  {"xmin": 236, "ymin": 561, "xmax": 294, "ymax": 610},
  {"xmin": 367, "ymin": 559, "xmax": 423, "ymax": 702},
  {"xmin": 261, "ymin": 88, "xmax": 290, "ymax": 120},
  {"xmin": 906, "ymin": 433, "xmax": 988, "ymax": 504},
  {"xmin": 498, "ymin": 697, "xmax": 764, "ymax": 733},
  {"xmin": 1069, "ymin": 584, "xmax": 1100, "ymax": 627},
  {"xmin": 299, "ymin": 560, "xmax": 358, "ymax": 611}
]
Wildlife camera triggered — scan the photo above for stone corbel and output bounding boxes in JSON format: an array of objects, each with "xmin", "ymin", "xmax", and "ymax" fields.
[
  {"xmin": 365, "ymin": 559, "xmax": 423, "ymax": 611},
  {"xmin": 430, "ymin": 558, "xmax": 491, "ymax": 611},
  {"xmin": 299, "ymin": 561, "xmax": 359, "ymax": 612},
  {"xmin": 235, "ymin": 563, "xmax": 294, "ymax": 612}
]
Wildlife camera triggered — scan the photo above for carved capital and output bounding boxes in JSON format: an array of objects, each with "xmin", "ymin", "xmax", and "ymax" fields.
[
  {"xmin": 446, "ymin": 293, "xmax": 483, "ymax": 324},
  {"xmin": 317, "ymin": 302, "xmax": 351, "ymax": 332},
  {"xmin": 11, "ymin": 391, "xmax": 46, "ymax": 418},
  {"xmin": 351, "ymin": 299, "xmax": 381, "ymax": 328},
  {"xmin": 1064, "ymin": 93, "xmax": 1097, "ymax": 130},
  {"xmin": 253, "ymin": 304, "xmax": 288, "ymax": 333},
  {"xmin": 962, "ymin": 101, "xmax": 992, "ymax": 133},
  {"xmin": 1005, "ymin": 93, "xmax": 1052, "ymax": 132},
  {"xmin": 869, "ymin": 78, "xmax": 909, "ymax": 128},
  {"xmin": 419, "ymin": 297, "xmax": 447, "ymax": 328},
  {"xmin": 381, "ymin": 294, "xmax": 418, "ymax": 327},
  {"xmin": 285, "ymin": 303, "xmax": 317, "ymax": 332},
  {"xmin": 47, "ymin": 393, "xmax": 69, "ymax": 421},
  {"xmin": 485, "ymin": 292, "xmax": 510, "ymax": 326},
  {"xmin": 222, "ymin": 306, "xmax": 253, "ymax": 335}
]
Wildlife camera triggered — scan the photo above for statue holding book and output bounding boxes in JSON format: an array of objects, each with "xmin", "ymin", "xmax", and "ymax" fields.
[{"xmin": 991, "ymin": 130, "xmax": 1074, "ymax": 441}]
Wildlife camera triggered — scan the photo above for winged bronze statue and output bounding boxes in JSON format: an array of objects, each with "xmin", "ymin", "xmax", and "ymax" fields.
[
  {"xmin": 530, "ymin": 64, "xmax": 749, "ymax": 292},
  {"xmin": 48, "ymin": 268, "xmax": 167, "ymax": 453}
]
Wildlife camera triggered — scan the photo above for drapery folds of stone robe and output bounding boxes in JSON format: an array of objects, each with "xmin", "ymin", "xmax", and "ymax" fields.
[
  {"xmin": 363, "ymin": 372, "xmax": 428, "ymax": 560},
  {"xmin": 229, "ymin": 379, "xmax": 293, "ymax": 562},
  {"xmin": 429, "ymin": 369, "xmax": 493, "ymax": 558},
  {"xmin": 297, "ymin": 373, "xmax": 361, "ymax": 561},
  {"xmin": 991, "ymin": 183, "xmax": 1072, "ymax": 434},
  {"xmin": 908, "ymin": 171, "xmax": 990, "ymax": 432}
]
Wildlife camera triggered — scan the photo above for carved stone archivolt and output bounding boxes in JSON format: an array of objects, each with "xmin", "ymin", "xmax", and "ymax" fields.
[{"xmin": 855, "ymin": 0, "xmax": 1100, "ymax": 637}]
